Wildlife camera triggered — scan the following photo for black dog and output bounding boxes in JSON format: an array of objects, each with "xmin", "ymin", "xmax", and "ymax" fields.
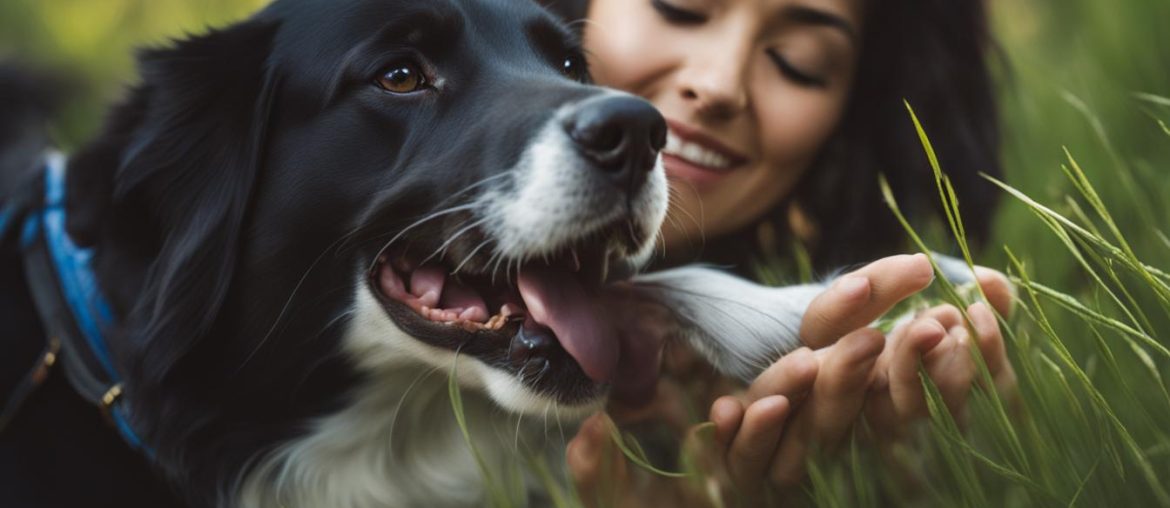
[{"xmin": 0, "ymin": 0, "xmax": 880, "ymax": 506}]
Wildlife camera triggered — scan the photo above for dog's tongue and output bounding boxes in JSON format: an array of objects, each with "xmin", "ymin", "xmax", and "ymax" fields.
[{"xmin": 517, "ymin": 267, "xmax": 619, "ymax": 384}]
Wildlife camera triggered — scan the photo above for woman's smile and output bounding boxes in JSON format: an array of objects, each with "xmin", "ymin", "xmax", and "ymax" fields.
[{"xmin": 662, "ymin": 119, "xmax": 751, "ymax": 189}]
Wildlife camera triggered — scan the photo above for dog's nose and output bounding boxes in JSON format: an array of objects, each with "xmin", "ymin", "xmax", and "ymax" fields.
[{"xmin": 564, "ymin": 95, "xmax": 667, "ymax": 192}]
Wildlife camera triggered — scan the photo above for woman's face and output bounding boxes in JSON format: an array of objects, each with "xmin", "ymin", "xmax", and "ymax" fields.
[{"xmin": 584, "ymin": 0, "xmax": 862, "ymax": 252}]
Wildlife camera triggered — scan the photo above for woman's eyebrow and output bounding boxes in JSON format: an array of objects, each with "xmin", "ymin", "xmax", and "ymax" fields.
[{"xmin": 780, "ymin": 5, "xmax": 858, "ymax": 44}]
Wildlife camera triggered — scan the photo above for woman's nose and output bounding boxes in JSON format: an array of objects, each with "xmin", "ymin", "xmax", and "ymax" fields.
[{"xmin": 676, "ymin": 42, "xmax": 751, "ymax": 120}]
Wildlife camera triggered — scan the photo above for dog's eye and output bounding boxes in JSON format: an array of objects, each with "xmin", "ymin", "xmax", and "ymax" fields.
[
  {"xmin": 376, "ymin": 62, "xmax": 428, "ymax": 94},
  {"xmin": 561, "ymin": 54, "xmax": 588, "ymax": 83}
]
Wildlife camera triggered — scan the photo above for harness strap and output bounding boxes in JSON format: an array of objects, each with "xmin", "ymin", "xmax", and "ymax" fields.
[
  {"xmin": 0, "ymin": 337, "xmax": 59, "ymax": 432},
  {"xmin": 3, "ymin": 152, "xmax": 153, "ymax": 456}
]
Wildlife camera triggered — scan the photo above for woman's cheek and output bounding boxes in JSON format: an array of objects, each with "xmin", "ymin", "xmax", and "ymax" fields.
[
  {"xmin": 584, "ymin": 7, "xmax": 669, "ymax": 92},
  {"xmin": 757, "ymin": 87, "xmax": 846, "ymax": 173}
]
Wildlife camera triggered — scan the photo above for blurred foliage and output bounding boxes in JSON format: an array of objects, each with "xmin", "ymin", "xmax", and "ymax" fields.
[
  {"xmin": 0, "ymin": 0, "xmax": 266, "ymax": 145},
  {"xmin": 991, "ymin": 0, "xmax": 1170, "ymax": 283}
]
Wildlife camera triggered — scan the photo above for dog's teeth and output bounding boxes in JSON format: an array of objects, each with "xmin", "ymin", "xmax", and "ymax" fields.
[
  {"xmin": 489, "ymin": 314, "xmax": 507, "ymax": 330},
  {"xmin": 379, "ymin": 264, "xmax": 408, "ymax": 299},
  {"xmin": 441, "ymin": 281, "xmax": 487, "ymax": 321},
  {"xmin": 571, "ymin": 251, "xmax": 581, "ymax": 272},
  {"xmin": 500, "ymin": 303, "xmax": 522, "ymax": 317},
  {"xmin": 410, "ymin": 266, "xmax": 446, "ymax": 308},
  {"xmin": 598, "ymin": 256, "xmax": 610, "ymax": 285},
  {"xmin": 458, "ymin": 307, "xmax": 488, "ymax": 322}
]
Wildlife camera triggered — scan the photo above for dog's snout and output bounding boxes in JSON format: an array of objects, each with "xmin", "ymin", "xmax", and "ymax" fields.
[{"xmin": 564, "ymin": 95, "xmax": 666, "ymax": 192}]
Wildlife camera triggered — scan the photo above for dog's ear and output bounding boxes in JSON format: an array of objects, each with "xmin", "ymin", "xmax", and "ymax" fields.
[{"xmin": 85, "ymin": 20, "xmax": 282, "ymax": 375}]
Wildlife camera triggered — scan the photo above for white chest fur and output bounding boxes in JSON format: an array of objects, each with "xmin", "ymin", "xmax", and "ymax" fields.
[{"xmin": 235, "ymin": 288, "xmax": 574, "ymax": 508}]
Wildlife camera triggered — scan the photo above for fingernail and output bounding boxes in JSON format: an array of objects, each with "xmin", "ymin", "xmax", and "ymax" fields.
[
  {"xmin": 968, "ymin": 301, "xmax": 987, "ymax": 317},
  {"xmin": 973, "ymin": 266, "xmax": 998, "ymax": 281},
  {"xmin": 837, "ymin": 275, "xmax": 869, "ymax": 298},
  {"xmin": 757, "ymin": 395, "xmax": 791, "ymax": 418},
  {"xmin": 949, "ymin": 326, "xmax": 970, "ymax": 345}
]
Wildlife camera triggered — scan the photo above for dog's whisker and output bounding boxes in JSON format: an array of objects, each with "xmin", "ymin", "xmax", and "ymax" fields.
[
  {"xmin": 387, "ymin": 366, "xmax": 443, "ymax": 455},
  {"xmin": 553, "ymin": 403, "xmax": 566, "ymax": 445},
  {"xmin": 666, "ymin": 189, "xmax": 703, "ymax": 233},
  {"xmin": 238, "ymin": 238, "xmax": 357, "ymax": 373},
  {"xmin": 540, "ymin": 400, "xmax": 555, "ymax": 445},
  {"xmin": 365, "ymin": 173, "xmax": 505, "ymax": 254},
  {"xmin": 489, "ymin": 249, "xmax": 508, "ymax": 286},
  {"xmin": 665, "ymin": 179, "xmax": 707, "ymax": 248},
  {"xmin": 369, "ymin": 203, "xmax": 479, "ymax": 271},
  {"xmin": 345, "ymin": 174, "xmax": 504, "ymax": 254},
  {"xmin": 439, "ymin": 173, "xmax": 509, "ymax": 207},
  {"xmin": 662, "ymin": 199, "xmax": 685, "ymax": 231},
  {"xmin": 513, "ymin": 405, "xmax": 525, "ymax": 453},
  {"xmin": 418, "ymin": 217, "xmax": 489, "ymax": 267},
  {"xmin": 452, "ymin": 238, "xmax": 493, "ymax": 276}
]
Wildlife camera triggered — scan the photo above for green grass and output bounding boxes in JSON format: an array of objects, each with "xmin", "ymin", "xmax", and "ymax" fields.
[{"xmin": 791, "ymin": 102, "xmax": 1170, "ymax": 507}]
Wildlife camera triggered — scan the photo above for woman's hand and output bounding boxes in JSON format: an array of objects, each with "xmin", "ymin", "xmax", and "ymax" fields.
[
  {"xmin": 712, "ymin": 255, "xmax": 1017, "ymax": 491},
  {"xmin": 568, "ymin": 254, "xmax": 1017, "ymax": 504}
]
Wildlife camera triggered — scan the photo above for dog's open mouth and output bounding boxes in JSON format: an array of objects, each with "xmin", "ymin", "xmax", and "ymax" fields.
[{"xmin": 367, "ymin": 235, "xmax": 653, "ymax": 404}]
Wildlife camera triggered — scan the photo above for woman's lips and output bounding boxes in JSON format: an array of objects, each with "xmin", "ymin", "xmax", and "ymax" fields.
[{"xmin": 662, "ymin": 120, "xmax": 750, "ymax": 189}]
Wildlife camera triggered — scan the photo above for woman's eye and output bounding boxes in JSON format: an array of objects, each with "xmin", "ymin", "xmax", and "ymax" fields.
[
  {"xmin": 562, "ymin": 53, "xmax": 589, "ymax": 83},
  {"xmin": 376, "ymin": 62, "xmax": 428, "ymax": 93},
  {"xmin": 767, "ymin": 50, "xmax": 828, "ymax": 89},
  {"xmin": 650, "ymin": 0, "xmax": 706, "ymax": 24}
]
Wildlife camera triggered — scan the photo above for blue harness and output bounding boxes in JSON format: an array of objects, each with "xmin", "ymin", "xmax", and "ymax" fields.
[{"xmin": 0, "ymin": 153, "xmax": 152, "ymax": 456}]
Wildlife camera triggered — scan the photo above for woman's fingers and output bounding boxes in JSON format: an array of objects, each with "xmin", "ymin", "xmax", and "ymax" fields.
[
  {"xmin": 967, "ymin": 301, "xmax": 1019, "ymax": 397},
  {"xmin": 745, "ymin": 347, "xmax": 819, "ymax": 403},
  {"xmin": 768, "ymin": 328, "xmax": 884, "ymax": 486},
  {"xmin": 710, "ymin": 396, "xmax": 746, "ymax": 448},
  {"xmin": 888, "ymin": 318, "xmax": 948, "ymax": 424},
  {"xmin": 967, "ymin": 302, "xmax": 1005, "ymax": 375},
  {"xmin": 916, "ymin": 304, "xmax": 963, "ymax": 330},
  {"xmin": 567, "ymin": 413, "xmax": 627, "ymax": 508},
  {"xmin": 808, "ymin": 328, "xmax": 885, "ymax": 441},
  {"xmin": 801, "ymin": 254, "xmax": 934, "ymax": 348},
  {"xmin": 715, "ymin": 346, "xmax": 817, "ymax": 491},
  {"xmin": 725, "ymin": 396, "xmax": 792, "ymax": 492},
  {"xmin": 974, "ymin": 266, "xmax": 1015, "ymax": 318},
  {"xmin": 923, "ymin": 325, "xmax": 976, "ymax": 422}
]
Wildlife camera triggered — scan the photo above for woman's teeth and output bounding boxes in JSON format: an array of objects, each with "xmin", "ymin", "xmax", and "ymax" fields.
[{"xmin": 664, "ymin": 132, "xmax": 733, "ymax": 170}]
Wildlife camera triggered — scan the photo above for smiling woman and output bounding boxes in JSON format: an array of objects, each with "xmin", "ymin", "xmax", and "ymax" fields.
[
  {"xmin": 551, "ymin": 0, "xmax": 1001, "ymax": 270},
  {"xmin": 587, "ymin": 0, "xmax": 863, "ymax": 249},
  {"xmin": 541, "ymin": 0, "xmax": 1010, "ymax": 504}
]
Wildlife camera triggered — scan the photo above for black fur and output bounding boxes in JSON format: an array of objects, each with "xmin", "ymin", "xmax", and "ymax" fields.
[{"xmin": 0, "ymin": 0, "xmax": 629, "ymax": 505}]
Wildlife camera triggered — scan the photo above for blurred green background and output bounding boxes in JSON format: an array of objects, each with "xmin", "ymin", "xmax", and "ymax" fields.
[
  {"xmin": 1, "ymin": 0, "xmax": 1166, "ymax": 277},
  {"xmin": 991, "ymin": 0, "xmax": 1170, "ymax": 283},
  {"xmin": 3, "ymin": 0, "xmax": 1170, "ymax": 505}
]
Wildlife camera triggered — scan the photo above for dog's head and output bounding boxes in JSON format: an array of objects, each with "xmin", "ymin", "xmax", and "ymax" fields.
[
  {"xmin": 267, "ymin": 0, "xmax": 672, "ymax": 414},
  {"xmin": 69, "ymin": 0, "xmax": 668, "ymax": 474}
]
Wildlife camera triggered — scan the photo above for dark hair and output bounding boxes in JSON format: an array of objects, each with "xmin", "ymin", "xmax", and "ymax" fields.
[{"xmin": 542, "ymin": 0, "xmax": 1002, "ymax": 274}]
